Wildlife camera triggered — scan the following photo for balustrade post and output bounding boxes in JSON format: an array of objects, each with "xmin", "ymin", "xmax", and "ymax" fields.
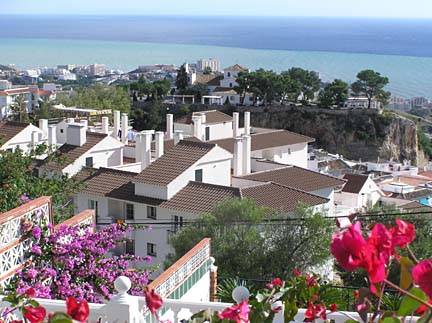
[
  {"xmin": 209, "ymin": 257, "xmax": 218, "ymax": 302},
  {"xmin": 105, "ymin": 276, "xmax": 144, "ymax": 323}
]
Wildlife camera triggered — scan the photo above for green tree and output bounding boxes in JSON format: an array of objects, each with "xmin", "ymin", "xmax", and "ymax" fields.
[
  {"xmin": 0, "ymin": 145, "xmax": 83, "ymax": 223},
  {"xmin": 288, "ymin": 68, "xmax": 321, "ymax": 103},
  {"xmin": 167, "ymin": 199, "xmax": 333, "ymax": 280},
  {"xmin": 55, "ymin": 84, "xmax": 131, "ymax": 113},
  {"xmin": 184, "ymin": 83, "xmax": 209, "ymax": 101},
  {"xmin": 277, "ymin": 71, "xmax": 302, "ymax": 104},
  {"xmin": 251, "ymin": 69, "xmax": 279, "ymax": 106},
  {"xmin": 318, "ymin": 79, "xmax": 349, "ymax": 108},
  {"xmin": 151, "ymin": 79, "xmax": 171, "ymax": 100},
  {"xmin": 9, "ymin": 95, "xmax": 30, "ymax": 123},
  {"xmin": 351, "ymin": 69, "xmax": 390, "ymax": 109},
  {"xmin": 175, "ymin": 64, "xmax": 189, "ymax": 91},
  {"xmin": 203, "ymin": 66, "xmax": 212, "ymax": 75},
  {"xmin": 131, "ymin": 101, "xmax": 163, "ymax": 130},
  {"xmin": 235, "ymin": 70, "xmax": 254, "ymax": 105}
]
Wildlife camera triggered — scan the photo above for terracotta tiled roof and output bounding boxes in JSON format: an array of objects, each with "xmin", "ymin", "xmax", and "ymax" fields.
[
  {"xmin": 0, "ymin": 87, "xmax": 37, "ymax": 96},
  {"xmin": 41, "ymin": 132, "xmax": 107, "ymax": 171},
  {"xmin": 224, "ymin": 64, "xmax": 248, "ymax": 72},
  {"xmin": 195, "ymin": 74, "xmax": 222, "ymax": 85},
  {"xmin": 160, "ymin": 181, "xmax": 328, "ymax": 214},
  {"xmin": 211, "ymin": 87, "xmax": 237, "ymax": 94},
  {"xmin": 150, "ymin": 136, "xmax": 201, "ymax": 152},
  {"xmin": 77, "ymin": 168, "xmax": 164, "ymax": 205},
  {"xmin": 400, "ymin": 201, "xmax": 432, "ymax": 210},
  {"xmin": 318, "ymin": 159, "xmax": 351, "ymax": 171},
  {"xmin": 237, "ymin": 166, "xmax": 345, "ymax": 192},
  {"xmin": 175, "ymin": 110, "xmax": 233, "ymax": 125},
  {"xmin": 133, "ymin": 140, "xmax": 216, "ymax": 185},
  {"xmin": 341, "ymin": 174, "xmax": 369, "ymax": 193},
  {"xmin": 210, "ymin": 130, "xmax": 315, "ymax": 153},
  {"xmin": 0, "ymin": 122, "xmax": 29, "ymax": 145},
  {"xmin": 160, "ymin": 181, "xmax": 241, "ymax": 213},
  {"xmin": 241, "ymin": 182, "xmax": 328, "ymax": 212},
  {"xmin": 206, "ymin": 75, "xmax": 224, "ymax": 86}
]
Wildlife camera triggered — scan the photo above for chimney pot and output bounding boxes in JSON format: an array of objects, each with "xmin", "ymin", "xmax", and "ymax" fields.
[
  {"xmin": 244, "ymin": 112, "xmax": 250, "ymax": 135},
  {"xmin": 233, "ymin": 112, "xmax": 239, "ymax": 138},
  {"xmin": 101, "ymin": 117, "xmax": 109, "ymax": 134},
  {"xmin": 155, "ymin": 131, "xmax": 164, "ymax": 158},
  {"xmin": 121, "ymin": 113, "xmax": 128, "ymax": 144},
  {"xmin": 48, "ymin": 125, "xmax": 57, "ymax": 147},
  {"xmin": 166, "ymin": 114, "xmax": 174, "ymax": 140},
  {"xmin": 174, "ymin": 130, "xmax": 184, "ymax": 144},
  {"xmin": 242, "ymin": 135, "xmax": 251, "ymax": 175},
  {"xmin": 112, "ymin": 111, "xmax": 121, "ymax": 139},
  {"xmin": 233, "ymin": 137, "xmax": 243, "ymax": 176}
]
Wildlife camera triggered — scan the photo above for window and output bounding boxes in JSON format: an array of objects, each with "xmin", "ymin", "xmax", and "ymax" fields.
[
  {"xmin": 288, "ymin": 148, "xmax": 291, "ymax": 155},
  {"xmin": 195, "ymin": 169, "xmax": 203, "ymax": 182},
  {"xmin": 88, "ymin": 199, "xmax": 99, "ymax": 218},
  {"xmin": 205, "ymin": 126, "xmax": 210, "ymax": 141},
  {"xmin": 147, "ymin": 243, "xmax": 157, "ymax": 257},
  {"xmin": 230, "ymin": 96, "xmax": 235, "ymax": 100},
  {"xmin": 173, "ymin": 215, "xmax": 184, "ymax": 233},
  {"xmin": 125, "ymin": 240, "xmax": 135, "ymax": 254},
  {"xmin": 60, "ymin": 129, "xmax": 64, "ymax": 133},
  {"xmin": 147, "ymin": 206, "xmax": 157, "ymax": 219},
  {"xmin": 85, "ymin": 156, "xmax": 93, "ymax": 168},
  {"xmin": 227, "ymin": 72, "xmax": 231, "ymax": 77},
  {"xmin": 229, "ymin": 82, "xmax": 233, "ymax": 88},
  {"xmin": 126, "ymin": 203, "xmax": 134, "ymax": 220}
]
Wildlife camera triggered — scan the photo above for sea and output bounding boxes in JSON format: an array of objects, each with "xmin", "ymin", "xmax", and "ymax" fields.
[{"xmin": 1, "ymin": 15, "xmax": 432, "ymax": 98}]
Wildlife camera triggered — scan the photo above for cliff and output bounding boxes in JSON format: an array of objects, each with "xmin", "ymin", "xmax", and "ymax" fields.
[{"xmin": 234, "ymin": 106, "xmax": 419, "ymax": 164}]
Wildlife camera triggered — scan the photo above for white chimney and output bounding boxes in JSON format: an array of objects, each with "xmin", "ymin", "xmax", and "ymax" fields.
[
  {"xmin": 67, "ymin": 123, "xmax": 86, "ymax": 147},
  {"xmin": 112, "ymin": 110, "xmax": 121, "ymax": 139},
  {"xmin": 140, "ymin": 131, "xmax": 153, "ymax": 170},
  {"xmin": 155, "ymin": 131, "xmax": 164, "ymax": 158},
  {"xmin": 244, "ymin": 111, "xmax": 250, "ymax": 135},
  {"xmin": 80, "ymin": 119, "xmax": 88, "ymax": 130},
  {"xmin": 67, "ymin": 118, "xmax": 74, "ymax": 124},
  {"xmin": 192, "ymin": 115, "xmax": 202, "ymax": 140},
  {"xmin": 31, "ymin": 131, "xmax": 38, "ymax": 149},
  {"xmin": 121, "ymin": 113, "xmax": 128, "ymax": 144},
  {"xmin": 200, "ymin": 112, "xmax": 206, "ymax": 124},
  {"xmin": 242, "ymin": 135, "xmax": 251, "ymax": 175},
  {"xmin": 233, "ymin": 137, "xmax": 243, "ymax": 176},
  {"xmin": 233, "ymin": 112, "xmax": 239, "ymax": 137},
  {"xmin": 166, "ymin": 114, "xmax": 174, "ymax": 140},
  {"xmin": 48, "ymin": 125, "xmax": 56, "ymax": 147},
  {"xmin": 38, "ymin": 119, "xmax": 48, "ymax": 134},
  {"xmin": 174, "ymin": 130, "xmax": 184, "ymax": 145},
  {"xmin": 101, "ymin": 117, "xmax": 109, "ymax": 134}
]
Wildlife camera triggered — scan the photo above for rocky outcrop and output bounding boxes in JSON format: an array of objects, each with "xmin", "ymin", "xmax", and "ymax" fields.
[{"xmin": 234, "ymin": 106, "xmax": 419, "ymax": 164}]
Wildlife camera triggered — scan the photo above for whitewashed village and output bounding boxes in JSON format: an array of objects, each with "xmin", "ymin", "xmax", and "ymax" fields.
[{"xmin": 0, "ymin": 59, "xmax": 431, "ymax": 323}]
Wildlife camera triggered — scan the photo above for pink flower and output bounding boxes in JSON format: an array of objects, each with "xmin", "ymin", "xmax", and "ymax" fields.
[
  {"xmin": 293, "ymin": 268, "xmax": 301, "ymax": 276},
  {"xmin": 66, "ymin": 297, "xmax": 90, "ymax": 323},
  {"xmin": 25, "ymin": 288, "xmax": 36, "ymax": 297},
  {"xmin": 144, "ymin": 288, "xmax": 163, "ymax": 314},
  {"xmin": 391, "ymin": 219, "xmax": 415, "ymax": 250},
  {"xmin": 271, "ymin": 278, "xmax": 283, "ymax": 286},
  {"xmin": 218, "ymin": 300, "xmax": 249, "ymax": 323},
  {"xmin": 31, "ymin": 226, "xmax": 42, "ymax": 240},
  {"xmin": 24, "ymin": 306, "xmax": 46, "ymax": 323},
  {"xmin": 305, "ymin": 303, "xmax": 327, "ymax": 322},
  {"xmin": 31, "ymin": 245, "xmax": 41, "ymax": 254},
  {"xmin": 306, "ymin": 274, "xmax": 317, "ymax": 287},
  {"xmin": 330, "ymin": 222, "xmax": 367, "ymax": 271},
  {"xmin": 329, "ymin": 303, "xmax": 337, "ymax": 312},
  {"xmin": 412, "ymin": 259, "xmax": 432, "ymax": 298}
]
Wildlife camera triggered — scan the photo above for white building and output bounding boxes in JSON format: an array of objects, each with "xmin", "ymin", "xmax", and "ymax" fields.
[
  {"xmin": 343, "ymin": 97, "xmax": 381, "ymax": 109},
  {"xmin": 0, "ymin": 121, "xmax": 47, "ymax": 153},
  {"xmin": 90, "ymin": 64, "xmax": 106, "ymax": 77},
  {"xmin": 197, "ymin": 58, "xmax": 221, "ymax": 73},
  {"xmin": 0, "ymin": 86, "xmax": 39, "ymax": 120}
]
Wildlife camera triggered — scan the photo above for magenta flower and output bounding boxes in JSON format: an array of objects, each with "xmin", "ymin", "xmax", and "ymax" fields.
[
  {"xmin": 31, "ymin": 245, "xmax": 42, "ymax": 254},
  {"xmin": 31, "ymin": 226, "xmax": 42, "ymax": 239}
]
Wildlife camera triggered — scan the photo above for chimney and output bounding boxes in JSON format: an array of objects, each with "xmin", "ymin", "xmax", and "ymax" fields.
[
  {"xmin": 139, "ymin": 131, "xmax": 153, "ymax": 170},
  {"xmin": 200, "ymin": 112, "xmax": 206, "ymax": 124},
  {"xmin": 67, "ymin": 123, "xmax": 86, "ymax": 146},
  {"xmin": 38, "ymin": 119, "xmax": 48, "ymax": 134},
  {"xmin": 112, "ymin": 110, "xmax": 121, "ymax": 139},
  {"xmin": 242, "ymin": 135, "xmax": 251, "ymax": 175},
  {"xmin": 174, "ymin": 130, "xmax": 184, "ymax": 145},
  {"xmin": 80, "ymin": 119, "xmax": 88, "ymax": 130},
  {"xmin": 166, "ymin": 114, "xmax": 174, "ymax": 140},
  {"xmin": 192, "ymin": 115, "xmax": 202, "ymax": 140},
  {"xmin": 67, "ymin": 118, "xmax": 74, "ymax": 124},
  {"xmin": 233, "ymin": 137, "xmax": 243, "ymax": 176},
  {"xmin": 233, "ymin": 112, "xmax": 239, "ymax": 137},
  {"xmin": 244, "ymin": 111, "xmax": 250, "ymax": 135},
  {"xmin": 155, "ymin": 131, "xmax": 164, "ymax": 158},
  {"xmin": 48, "ymin": 125, "xmax": 56, "ymax": 147},
  {"xmin": 101, "ymin": 117, "xmax": 109, "ymax": 134},
  {"xmin": 31, "ymin": 131, "xmax": 38, "ymax": 149},
  {"xmin": 121, "ymin": 113, "xmax": 128, "ymax": 144}
]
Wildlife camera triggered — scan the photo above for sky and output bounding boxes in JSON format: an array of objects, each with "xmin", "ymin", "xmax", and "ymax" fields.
[{"xmin": 2, "ymin": 0, "xmax": 432, "ymax": 18}]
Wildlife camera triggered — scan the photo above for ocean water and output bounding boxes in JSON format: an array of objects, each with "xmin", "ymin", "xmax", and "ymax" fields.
[{"xmin": 1, "ymin": 15, "xmax": 432, "ymax": 98}]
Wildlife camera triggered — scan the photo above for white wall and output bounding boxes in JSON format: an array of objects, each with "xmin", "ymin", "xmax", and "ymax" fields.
[
  {"xmin": 174, "ymin": 123, "xmax": 193, "ymax": 136},
  {"xmin": 252, "ymin": 143, "xmax": 308, "ymax": 169},
  {"xmin": 203, "ymin": 122, "xmax": 233, "ymax": 141},
  {"xmin": 0, "ymin": 124, "xmax": 47, "ymax": 153}
]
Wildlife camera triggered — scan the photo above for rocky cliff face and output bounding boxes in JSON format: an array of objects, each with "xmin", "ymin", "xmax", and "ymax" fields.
[{"xmin": 236, "ymin": 106, "xmax": 419, "ymax": 164}]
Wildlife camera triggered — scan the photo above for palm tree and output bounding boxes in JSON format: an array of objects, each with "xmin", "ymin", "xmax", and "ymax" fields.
[{"xmin": 9, "ymin": 95, "xmax": 30, "ymax": 123}]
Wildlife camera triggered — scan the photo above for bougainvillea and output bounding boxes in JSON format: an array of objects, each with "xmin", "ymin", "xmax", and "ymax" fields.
[{"xmin": 8, "ymin": 217, "xmax": 153, "ymax": 303}]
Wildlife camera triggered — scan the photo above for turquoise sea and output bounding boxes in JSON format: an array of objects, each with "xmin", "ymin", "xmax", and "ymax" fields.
[
  {"xmin": 2, "ymin": 38, "xmax": 432, "ymax": 98},
  {"xmin": 1, "ymin": 15, "xmax": 432, "ymax": 98}
]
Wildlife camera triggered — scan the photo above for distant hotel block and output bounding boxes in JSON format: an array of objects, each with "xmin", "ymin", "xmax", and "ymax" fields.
[{"xmin": 197, "ymin": 58, "xmax": 221, "ymax": 73}]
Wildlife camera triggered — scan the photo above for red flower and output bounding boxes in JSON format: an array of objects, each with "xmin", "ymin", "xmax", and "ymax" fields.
[
  {"xmin": 329, "ymin": 303, "xmax": 337, "ymax": 312},
  {"xmin": 24, "ymin": 306, "xmax": 46, "ymax": 323},
  {"xmin": 413, "ymin": 259, "xmax": 432, "ymax": 299},
  {"xmin": 218, "ymin": 300, "xmax": 249, "ymax": 323},
  {"xmin": 66, "ymin": 297, "xmax": 90, "ymax": 323},
  {"xmin": 293, "ymin": 268, "xmax": 301, "ymax": 276},
  {"xmin": 271, "ymin": 278, "xmax": 283, "ymax": 286},
  {"xmin": 391, "ymin": 219, "xmax": 415, "ymax": 250},
  {"xmin": 417, "ymin": 300, "xmax": 432, "ymax": 315},
  {"xmin": 330, "ymin": 222, "xmax": 367, "ymax": 271},
  {"xmin": 306, "ymin": 274, "xmax": 317, "ymax": 287},
  {"xmin": 144, "ymin": 288, "xmax": 163, "ymax": 314},
  {"xmin": 354, "ymin": 290, "xmax": 359, "ymax": 298},
  {"xmin": 25, "ymin": 288, "xmax": 36, "ymax": 297},
  {"xmin": 305, "ymin": 303, "xmax": 327, "ymax": 322}
]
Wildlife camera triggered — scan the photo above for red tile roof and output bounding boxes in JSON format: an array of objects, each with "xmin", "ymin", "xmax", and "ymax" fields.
[
  {"xmin": 341, "ymin": 174, "xmax": 369, "ymax": 193},
  {"xmin": 237, "ymin": 166, "xmax": 345, "ymax": 192},
  {"xmin": 133, "ymin": 140, "xmax": 216, "ymax": 185},
  {"xmin": 0, "ymin": 122, "xmax": 29, "ymax": 145},
  {"xmin": 210, "ymin": 130, "xmax": 314, "ymax": 153},
  {"xmin": 175, "ymin": 110, "xmax": 233, "ymax": 125},
  {"xmin": 224, "ymin": 64, "xmax": 249, "ymax": 71}
]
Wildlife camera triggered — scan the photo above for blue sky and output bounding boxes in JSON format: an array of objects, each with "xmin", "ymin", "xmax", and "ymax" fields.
[{"xmin": 2, "ymin": 0, "xmax": 432, "ymax": 18}]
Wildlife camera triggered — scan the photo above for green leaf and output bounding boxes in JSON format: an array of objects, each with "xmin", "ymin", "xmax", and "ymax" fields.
[
  {"xmin": 397, "ymin": 287, "xmax": 427, "ymax": 316},
  {"xmin": 381, "ymin": 318, "xmax": 401, "ymax": 323},
  {"xmin": 400, "ymin": 256, "xmax": 414, "ymax": 290},
  {"xmin": 283, "ymin": 300, "xmax": 298, "ymax": 323},
  {"xmin": 49, "ymin": 312, "xmax": 73, "ymax": 323},
  {"xmin": 345, "ymin": 319, "xmax": 361, "ymax": 323}
]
